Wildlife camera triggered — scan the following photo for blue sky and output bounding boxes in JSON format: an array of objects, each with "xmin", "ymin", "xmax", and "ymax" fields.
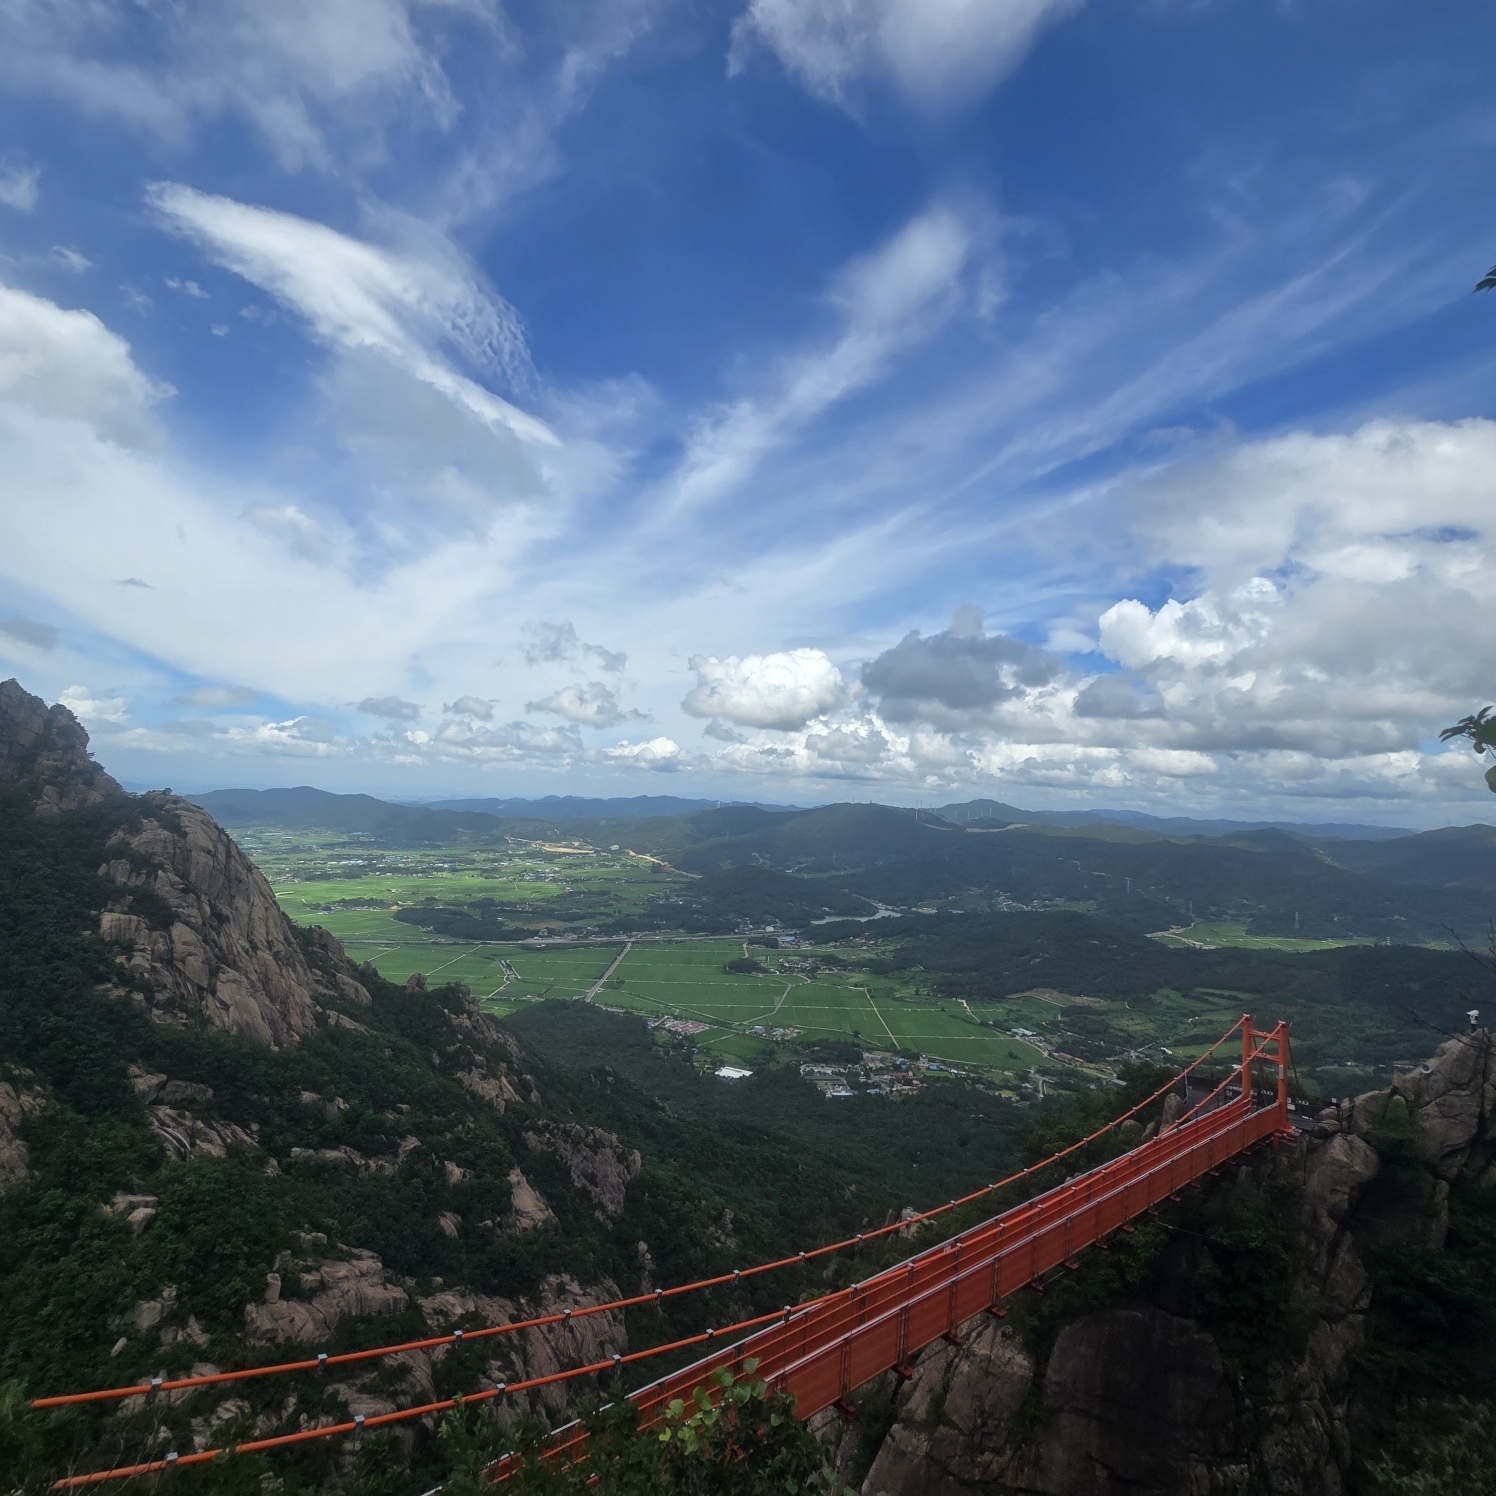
[{"xmin": 2, "ymin": 0, "xmax": 1495, "ymax": 824}]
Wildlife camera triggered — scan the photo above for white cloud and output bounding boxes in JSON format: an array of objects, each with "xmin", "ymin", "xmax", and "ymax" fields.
[
  {"xmin": 165, "ymin": 276, "xmax": 208, "ymax": 298},
  {"xmin": 0, "ymin": 160, "xmax": 38, "ymax": 210},
  {"xmin": 148, "ymin": 184, "xmax": 558, "ymax": 448},
  {"xmin": 0, "ymin": 283, "xmax": 168, "ymax": 445},
  {"xmin": 50, "ymin": 246, "xmax": 91, "ymax": 272},
  {"xmin": 526, "ymin": 681, "xmax": 639, "ymax": 728},
  {"xmin": 662, "ymin": 202, "xmax": 975, "ymax": 511},
  {"xmin": 682, "ymin": 648, "xmax": 848, "ymax": 730},
  {"xmin": 604, "ymin": 735, "xmax": 682, "ymax": 770},
  {"xmin": 731, "ymin": 0, "xmax": 1083, "ymax": 109},
  {"xmin": 60, "ymin": 684, "xmax": 129, "ymax": 723},
  {"xmin": 1080, "ymin": 418, "xmax": 1496, "ymax": 760},
  {"xmin": 0, "ymin": 0, "xmax": 463, "ymax": 172}
]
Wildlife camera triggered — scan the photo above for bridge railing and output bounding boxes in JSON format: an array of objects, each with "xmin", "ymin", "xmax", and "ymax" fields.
[{"xmin": 511, "ymin": 1017, "xmax": 1293, "ymax": 1479}]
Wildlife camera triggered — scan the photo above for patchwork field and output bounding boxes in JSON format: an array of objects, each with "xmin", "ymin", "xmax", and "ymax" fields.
[
  {"xmin": 237, "ymin": 827, "xmax": 680, "ymax": 939},
  {"xmin": 230, "ymin": 826, "xmax": 1356, "ymax": 1089}
]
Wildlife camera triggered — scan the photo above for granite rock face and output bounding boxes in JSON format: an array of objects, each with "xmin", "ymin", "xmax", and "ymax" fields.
[
  {"xmin": 0, "ymin": 676, "xmax": 123, "ymax": 814},
  {"xmin": 99, "ymin": 792, "xmax": 367, "ymax": 1048},
  {"xmin": 0, "ymin": 1080, "xmax": 45, "ymax": 1194},
  {"xmin": 523, "ymin": 1122, "xmax": 641, "ymax": 1220},
  {"xmin": 849, "ymin": 1033, "xmax": 1496, "ymax": 1496}
]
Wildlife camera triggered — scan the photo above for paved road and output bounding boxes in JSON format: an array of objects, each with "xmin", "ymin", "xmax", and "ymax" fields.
[{"xmin": 585, "ymin": 940, "xmax": 633, "ymax": 1001}]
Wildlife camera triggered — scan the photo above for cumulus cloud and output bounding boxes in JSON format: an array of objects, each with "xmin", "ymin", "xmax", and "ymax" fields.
[
  {"xmin": 731, "ymin": 0, "xmax": 1083, "ymax": 109},
  {"xmin": 358, "ymin": 695, "xmax": 421, "ymax": 720},
  {"xmin": 807, "ymin": 724, "xmax": 889, "ymax": 764},
  {"xmin": 702, "ymin": 719, "xmax": 747, "ymax": 743},
  {"xmin": 605, "ymin": 736, "xmax": 683, "ymax": 771},
  {"xmin": 682, "ymin": 648, "xmax": 848, "ymax": 730},
  {"xmin": 443, "ymin": 695, "xmax": 495, "ymax": 720},
  {"xmin": 433, "ymin": 716, "xmax": 583, "ymax": 759},
  {"xmin": 0, "ymin": 283, "xmax": 169, "ymax": 445},
  {"xmin": 1071, "ymin": 674, "xmax": 1163, "ymax": 720},
  {"xmin": 526, "ymin": 681, "xmax": 642, "ymax": 728},
  {"xmin": 60, "ymin": 685, "xmax": 129, "ymax": 724},
  {"xmin": 1062, "ymin": 418, "xmax": 1496, "ymax": 763},
  {"xmin": 522, "ymin": 619, "xmax": 627, "ymax": 672},
  {"xmin": 0, "ymin": 616, "xmax": 60, "ymax": 650},
  {"xmin": 148, "ymin": 184, "xmax": 557, "ymax": 448},
  {"xmin": 862, "ymin": 605, "xmax": 1062, "ymax": 727},
  {"xmin": 216, "ymin": 715, "xmax": 346, "ymax": 755},
  {"xmin": 172, "ymin": 684, "xmax": 256, "ymax": 707}
]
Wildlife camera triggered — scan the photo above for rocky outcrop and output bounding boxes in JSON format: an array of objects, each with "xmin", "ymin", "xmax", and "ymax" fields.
[
  {"xmin": 1312, "ymin": 1030, "xmax": 1496, "ymax": 1181},
  {"xmin": 505, "ymin": 1167, "xmax": 557, "ymax": 1231},
  {"xmin": 244, "ymin": 1249, "xmax": 409, "ymax": 1344},
  {"xmin": 148, "ymin": 1105, "xmax": 258, "ymax": 1160},
  {"xmin": 0, "ymin": 1079, "xmax": 45, "ymax": 1193},
  {"xmin": 99, "ymin": 793, "xmax": 369, "ymax": 1047},
  {"xmin": 524, "ymin": 1122, "xmax": 640, "ymax": 1220},
  {"xmin": 860, "ymin": 1316, "xmax": 1035, "ymax": 1496},
  {"xmin": 419, "ymin": 1275, "xmax": 627, "ymax": 1425},
  {"xmin": 849, "ymin": 1032, "xmax": 1496, "ymax": 1496},
  {"xmin": 0, "ymin": 677, "xmax": 122, "ymax": 814}
]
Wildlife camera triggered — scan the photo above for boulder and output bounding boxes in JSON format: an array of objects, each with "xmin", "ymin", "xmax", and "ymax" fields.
[{"xmin": 244, "ymin": 1250, "xmax": 409, "ymax": 1344}]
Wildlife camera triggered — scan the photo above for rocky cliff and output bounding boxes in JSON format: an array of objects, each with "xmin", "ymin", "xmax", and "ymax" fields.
[
  {"xmin": 98, "ymin": 792, "xmax": 366, "ymax": 1048},
  {"xmin": 0, "ymin": 676, "xmax": 122, "ymax": 813},
  {"xmin": 0, "ymin": 678, "xmax": 370, "ymax": 1048},
  {"xmin": 0, "ymin": 680, "xmax": 651, "ymax": 1485},
  {"xmin": 833, "ymin": 1030, "xmax": 1496, "ymax": 1496}
]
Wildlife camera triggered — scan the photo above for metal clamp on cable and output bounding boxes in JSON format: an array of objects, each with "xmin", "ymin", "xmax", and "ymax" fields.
[
  {"xmin": 164, "ymin": 1451, "xmax": 178, "ymax": 1467},
  {"xmin": 316, "ymin": 1352, "xmax": 328, "ymax": 1374},
  {"xmin": 353, "ymin": 1414, "xmax": 365, "ymax": 1434},
  {"xmin": 452, "ymin": 1328, "xmax": 464, "ymax": 1345}
]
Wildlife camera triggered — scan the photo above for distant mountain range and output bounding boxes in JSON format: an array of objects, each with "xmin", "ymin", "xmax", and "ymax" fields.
[
  {"xmin": 420, "ymin": 793, "xmax": 800, "ymax": 819},
  {"xmin": 932, "ymin": 798, "xmax": 1412, "ymax": 842},
  {"xmin": 183, "ymin": 783, "xmax": 1496, "ymax": 942}
]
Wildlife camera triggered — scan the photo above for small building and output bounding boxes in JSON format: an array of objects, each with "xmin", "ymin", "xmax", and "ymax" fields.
[{"xmin": 715, "ymin": 1065, "xmax": 753, "ymax": 1081}]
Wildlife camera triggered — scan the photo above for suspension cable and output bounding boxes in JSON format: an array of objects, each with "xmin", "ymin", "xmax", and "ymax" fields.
[{"xmin": 35, "ymin": 1019, "xmax": 1250, "ymax": 1449}]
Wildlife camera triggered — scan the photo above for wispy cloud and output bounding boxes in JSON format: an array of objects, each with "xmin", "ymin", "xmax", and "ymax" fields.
[{"xmin": 148, "ymin": 184, "xmax": 559, "ymax": 448}]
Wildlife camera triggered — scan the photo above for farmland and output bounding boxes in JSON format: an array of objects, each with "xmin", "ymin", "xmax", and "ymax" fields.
[{"xmin": 231, "ymin": 821, "xmax": 1476, "ymax": 1100}]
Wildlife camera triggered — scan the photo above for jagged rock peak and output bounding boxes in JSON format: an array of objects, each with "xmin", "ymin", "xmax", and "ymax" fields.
[{"xmin": 0, "ymin": 677, "xmax": 123, "ymax": 814}]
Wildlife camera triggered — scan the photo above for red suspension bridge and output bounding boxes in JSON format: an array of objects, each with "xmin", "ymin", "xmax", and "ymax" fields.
[{"xmin": 39, "ymin": 1015, "xmax": 1295, "ymax": 1488}]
